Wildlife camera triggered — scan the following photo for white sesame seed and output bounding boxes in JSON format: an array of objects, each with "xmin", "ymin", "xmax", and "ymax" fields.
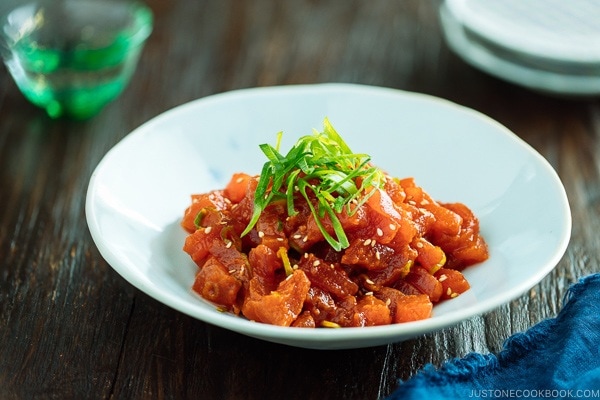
[
  {"xmin": 303, "ymin": 235, "xmax": 308, "ymax": 242},
  {"xmin": 236, "ymin": 177, "xmax": 244, "ymax": 183},
  {"xmin": 376, "ymin": 228, "xmax": 383, "ymax": 237},
  {"xmin": 446, "ymin": 288, "xmax": 452, "ymax": 296},
  {"xmin": 438, "ymin": 274, "xmax": 447, "ymax": 282},
  {"xmin": 385, "ymin": 298, "xmax": 391, "ymax": 306},
  {"xmin": 389, "ymin": 224, "xmax": 396, "ymax": 231},
  {"xmin": 330, "ymin": 264, "xmax": 335, "ymax": 269},
  {"xmin": 365, "ymin": 291, "xmax": 373, "ymax": 296},
  {"xmin": 293, "ymin": 234, "xmax": 302, "ymax": 239},
  {"xmin": 416, "ymin": 242, "xmax": 423, "ymax": 248},
  {"xmin": 376, "ymin": 251, "xmax": 381, "ymax": 260},
  {"xmin": 205, "ymin": 226, "xmax": 212, "ymax": 234},
  {"xmin": 408, "ymin": 200, "xmax": 416, "ymax": 205},
  {"xmin": 277, "ymin": 237, "xmax": 284, "ymax": 241},
  {"xmin": 364, "ymin": 239, "xmax": 372, "ymax": 246},
  {"xmin": 313, "ymin": 260, "xmax": 320, "ymax": 267},
  {"xmin": 450, "ymin": 292, "xmax": 458, "ymax": 298},
  {"xmin": 225, "ymin": 241, "xmax": 232, "ymax": 248},
  {"xmin": 293, "ymin": 264, "xmax": 299, "ymax": 270},
  {"xmin": 366, "ymin": 278, "xmax": 375, "ymax": 285},
  {"xmin": 258, "ymin": 231, "xmax": 265, "ymax": 238}
]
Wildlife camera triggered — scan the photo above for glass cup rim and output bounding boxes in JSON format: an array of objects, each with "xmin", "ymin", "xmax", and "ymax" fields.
[{"xmin": 0, "ymin": 0, "xmax": 153, "ymax": 48}]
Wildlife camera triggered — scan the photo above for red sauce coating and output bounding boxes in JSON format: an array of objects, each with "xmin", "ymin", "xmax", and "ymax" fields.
[{"xmin": 182, "ymin": 172, "xmax": 488, "ymax": 327}]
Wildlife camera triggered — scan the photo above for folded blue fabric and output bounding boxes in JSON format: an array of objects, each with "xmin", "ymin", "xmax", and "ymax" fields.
[{"xmin": 386, "ymin": 274, "xmax": 600, "ymax": 400}]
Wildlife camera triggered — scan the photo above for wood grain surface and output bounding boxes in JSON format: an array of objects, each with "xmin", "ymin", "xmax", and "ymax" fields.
[{"xmin": 0, "ymin": 1, "xmax": 597, "ymax": 399}]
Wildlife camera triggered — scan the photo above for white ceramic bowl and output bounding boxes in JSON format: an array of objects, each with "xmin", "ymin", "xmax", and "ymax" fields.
[{"xmin": 86, "ymin": 84, "xmax": 571, "ymax": 349}]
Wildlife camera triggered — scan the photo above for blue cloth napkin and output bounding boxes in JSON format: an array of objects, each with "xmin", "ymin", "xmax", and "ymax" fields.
[{"xmin": 386, "ymin": 274, "xmax": 600, "ymax": 400}]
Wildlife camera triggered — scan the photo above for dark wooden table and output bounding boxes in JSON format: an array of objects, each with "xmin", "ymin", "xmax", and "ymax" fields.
[{"xmin": 1, "ymin": 1, "xmax": 597, "ymax": 399}]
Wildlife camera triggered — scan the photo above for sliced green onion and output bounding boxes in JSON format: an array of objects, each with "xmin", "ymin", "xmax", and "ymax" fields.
[{"xmin": 242, "ymin": 118, "xmax": 385, "ymax": 250}]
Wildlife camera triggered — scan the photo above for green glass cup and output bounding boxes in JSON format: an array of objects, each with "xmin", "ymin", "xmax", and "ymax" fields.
[{"xmin": 0, "ymin": 0, "xmax": 153, "ymax": 119}]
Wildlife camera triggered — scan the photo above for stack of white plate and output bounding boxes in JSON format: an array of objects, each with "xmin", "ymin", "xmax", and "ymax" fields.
[{"xmin": 439, "ymin": 0, "xmax": 600, "ymax": 96}]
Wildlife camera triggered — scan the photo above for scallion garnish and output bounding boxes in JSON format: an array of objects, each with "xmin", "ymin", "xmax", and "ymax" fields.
[{"xmin": 241, "ymin": 118, "xmax": 385, "ymax": 251}]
